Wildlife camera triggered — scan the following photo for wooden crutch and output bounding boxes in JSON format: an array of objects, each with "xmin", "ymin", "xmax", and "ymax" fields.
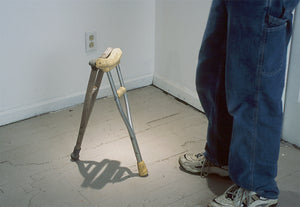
[{"xmin": 71, "ymin": 47, "xmax": 148, "ymax": 177}]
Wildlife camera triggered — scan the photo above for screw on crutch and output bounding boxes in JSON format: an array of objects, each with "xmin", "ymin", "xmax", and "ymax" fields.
[{"xmin": 71, "ymin": 47, "xmax": 148, "ymax": 177}]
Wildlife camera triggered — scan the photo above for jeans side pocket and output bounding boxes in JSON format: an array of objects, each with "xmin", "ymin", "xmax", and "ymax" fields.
[{"xmin": 261, "ymin": 15, "xmax": 288, "ymax": 76}]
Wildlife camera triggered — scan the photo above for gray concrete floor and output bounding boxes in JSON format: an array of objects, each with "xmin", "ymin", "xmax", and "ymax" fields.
[{"xmin": 0, "ymin": 86, "xmax": 299, "ymax": 207}]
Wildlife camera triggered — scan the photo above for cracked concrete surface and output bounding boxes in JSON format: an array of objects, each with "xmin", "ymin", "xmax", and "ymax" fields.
[{"xmin": 0, "ymin": 86, "xmax": 299, "ymax": 207}]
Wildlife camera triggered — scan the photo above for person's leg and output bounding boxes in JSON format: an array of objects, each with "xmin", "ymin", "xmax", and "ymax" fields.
[
  {"xmin": 196, "ymin": 0, "xmax": 233, "ymax": 167},
  {"xmin": 208, "ymin": 1, "xmax": 299, "ymax": 206},
  {"xmin": 179, "ymin": 0, "xmax": 232, "ymax": 176},
  {"xmin": 225, "ymin": 0, "xmax": 297, "ymax": 199}
]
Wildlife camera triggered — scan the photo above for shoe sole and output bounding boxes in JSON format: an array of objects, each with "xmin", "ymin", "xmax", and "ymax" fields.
[
  {"xmin": 179, "ymin": 160, "xmax": 229, "ymax": 177},
  {"xmin": 208, "ymin": 202, "xmax": 278, "ymax": 207}
]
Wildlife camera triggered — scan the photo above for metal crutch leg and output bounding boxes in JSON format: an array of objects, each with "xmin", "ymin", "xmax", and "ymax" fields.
[
  {"xmin": 71, "ymin": 48, "xmax": 113, "ymax": 160},
  {"xmin": 106, "ymin": 70, "xmax": 148, "ymax": 177},
  {"xmin": 116, "ymin": 65, "xmax": 133, "ymax": 128},
  {"xmin": 71, "ymin": 66, "xmax": 104, "ymax": 160}
]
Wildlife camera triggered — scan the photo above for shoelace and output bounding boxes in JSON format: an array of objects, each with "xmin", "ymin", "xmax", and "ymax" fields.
[
  {"xmin": 195, "ymin": 153, "xmax": 210, "ymax": 177},
  {"xmin": 195, "ymin": 153, "xmax": 203, "ymax": 158},
  {"xmin": 234, "ymin": 187, "xmax": 252, "ymax": 207},
  {"xmin": 226, "ymin": 185, "xmax": 252, "ymax": 207}
]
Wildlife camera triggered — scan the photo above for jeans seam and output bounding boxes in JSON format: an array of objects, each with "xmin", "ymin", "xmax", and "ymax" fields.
[{"xmin": 249, "ymin": 0, "xmax": 271, "ymax": 191}]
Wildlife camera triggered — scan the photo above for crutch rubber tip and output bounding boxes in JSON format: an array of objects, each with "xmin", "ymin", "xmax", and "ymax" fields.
[
  {"xmin": 70, "ymin": 147, "xmax": 81, "ymax": 161},
  {"xmin": 137, "ymin": 161, "xmax": 148, "ymax": 177}
]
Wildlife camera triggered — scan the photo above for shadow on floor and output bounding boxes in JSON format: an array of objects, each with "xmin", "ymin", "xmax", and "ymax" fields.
[
  {"xmin": 73, "ymin": 159, "xmax": 139, "ymax": 190},
  {"xmin": 179, "ymin": 165, "xmax": 233, "ymax": 196},
  {"xmin": 279, "ymin": 190, "xmax": 300, "ymax": 207},
  {"xmin": 206, "ymin": 174, "xmax": 233, "ymax": 196}
]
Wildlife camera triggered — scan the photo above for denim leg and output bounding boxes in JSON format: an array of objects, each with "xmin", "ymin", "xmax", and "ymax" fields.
[
  {"xmin": 196, "ymin": 0, "xmax": 232, "ymax": 167},
  {"xmin": 225, "ymin": 0, "xmax": 297, "ymax": 199}
]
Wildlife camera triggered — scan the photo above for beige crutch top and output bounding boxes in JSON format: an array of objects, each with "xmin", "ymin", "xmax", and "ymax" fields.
[{"xmin": 95, "ymin": 47, "xmax": 122, "ymax": 72}]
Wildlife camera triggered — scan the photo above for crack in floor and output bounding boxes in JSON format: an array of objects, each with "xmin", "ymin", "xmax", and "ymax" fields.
[
  {"xmin": 146, "ymin": 113, "xmax": 180, "ymax": 125},
  {"xmin": 27, "ymin": 189, "xmax": 42, "ymax": 207}
]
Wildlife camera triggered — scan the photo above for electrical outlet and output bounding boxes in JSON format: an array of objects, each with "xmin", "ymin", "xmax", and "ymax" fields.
[{"xmin": 85, "ymin": 31, "xmax": 97, "ymax": 52}]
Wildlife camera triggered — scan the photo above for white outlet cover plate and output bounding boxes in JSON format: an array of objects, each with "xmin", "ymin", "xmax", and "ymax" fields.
[{"xmin": 85, "ymin": 31, "xmax": 97, "ymax": 52}]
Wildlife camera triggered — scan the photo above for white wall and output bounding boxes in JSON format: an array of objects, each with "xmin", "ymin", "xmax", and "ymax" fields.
[
  {"xmin": 0, "ymin": 0, "xmax": 155, "ymax": 126},
  {"xmin": 283, "ymin": 6, "xmax": 300, "ymax": 147},
  {"xmin": 154, "ymin": 0, "xmax": 212, "ymax": 111}
]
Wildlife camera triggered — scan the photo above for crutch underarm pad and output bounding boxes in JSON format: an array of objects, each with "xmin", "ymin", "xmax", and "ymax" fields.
[{"xmin": 95, "ymin": 48, "xmax": 122, "ymax": 72}]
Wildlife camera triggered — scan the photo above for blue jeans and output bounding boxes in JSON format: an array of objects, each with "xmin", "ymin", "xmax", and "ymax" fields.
[{"xmin": 196, "ymin": 0, "xmax": 299, "ymax": 199}]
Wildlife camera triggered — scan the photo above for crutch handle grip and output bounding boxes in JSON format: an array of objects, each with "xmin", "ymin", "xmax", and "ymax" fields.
[
  {"xmin": 117, "ymin": 87, "xmax": 126, "ymax": 98},
  {"xmin": 96, "ymin": 48, "xmax": 122, "ymax": 72}
]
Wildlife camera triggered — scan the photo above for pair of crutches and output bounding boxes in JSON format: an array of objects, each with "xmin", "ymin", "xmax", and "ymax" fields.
[{"xmin": 71, "ymin": 47, "xmax": 148, "ymax": 177}]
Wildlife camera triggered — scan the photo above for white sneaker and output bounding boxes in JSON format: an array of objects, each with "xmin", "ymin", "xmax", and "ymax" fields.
[
  {"xmin": 178, "ymin": 153, "xmax": 229, "ymax": 177},
  {"xmin": 208, "ymin": 184, "xmax": 278, "ymax": 207}
]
